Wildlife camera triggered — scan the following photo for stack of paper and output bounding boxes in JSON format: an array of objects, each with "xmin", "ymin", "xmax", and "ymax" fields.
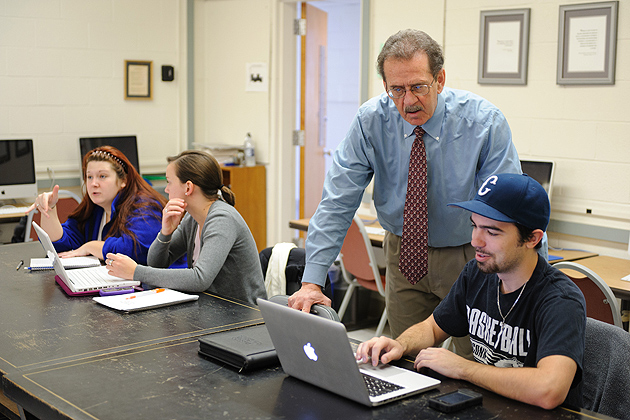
[
  {"xmin": 28, "ymin": 256, "xmax": 101, "ymax": 270},
  {"xmin": 93, "ymin": 288, "xmax": 199, "ymax": 312},
  {"xmin": 192, "ymin": 143, "xmax": 243, "ymax": 165}
]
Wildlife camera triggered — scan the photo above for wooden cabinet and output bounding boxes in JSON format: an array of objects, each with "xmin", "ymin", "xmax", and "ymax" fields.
[{"xmin": 221, "ymin": 165, "xmax": 267, "ymax": 252}]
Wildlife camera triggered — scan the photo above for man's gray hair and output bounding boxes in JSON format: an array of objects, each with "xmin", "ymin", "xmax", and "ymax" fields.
[{"xmin": 377, "ymin": 29, "xmax": 444, "ymax": 83}]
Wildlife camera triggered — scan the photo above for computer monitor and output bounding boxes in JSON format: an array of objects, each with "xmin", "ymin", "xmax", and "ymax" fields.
[
  {"xmin": 79, "ymin": 136, "xmax": 140, "ymax": 174},
  {"xmin": 520, "ymin": 159, "xmax": 555, "ymax": 200},
  {"xmin": 0, "ymin": 139, "xmax": 38, "ymax": 200}
]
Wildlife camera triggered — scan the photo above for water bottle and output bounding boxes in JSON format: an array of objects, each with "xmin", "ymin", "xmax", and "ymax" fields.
[{"xmin": 244, "ymin": 133, "xmax": 255, "ymax": 167}]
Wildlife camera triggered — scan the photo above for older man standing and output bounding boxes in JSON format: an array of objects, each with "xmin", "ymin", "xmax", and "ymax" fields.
[{"xmin": 289, "ymin": 29, "xmax": 522, "ymax": 359}]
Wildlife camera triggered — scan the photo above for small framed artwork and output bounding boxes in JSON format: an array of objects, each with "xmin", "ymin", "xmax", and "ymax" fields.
[
  {"xmin": 478, "ymin": 9, "xmax": 530, "ymax": 85},
  {"xmin": 125, "ymin": 60, "xmax": 153, "ymax": 100},
  {"xmin": 557, "ymin": 1, "xmax": 618, "ymax": 85}
]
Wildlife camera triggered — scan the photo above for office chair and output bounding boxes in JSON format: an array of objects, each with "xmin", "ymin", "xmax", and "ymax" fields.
[
  {"xmin": 268, "ymin": 295, "xmax": 340, "ymax": 322},
  {"xmin": 582, "ymin": 317, "xmax": 630, "ymax": 418},
  {"xmin": 554, "ymin": 261, "xmax": 622, "ymax": 328},
  {"xmin": 337, "ymin": 214, "xmax": 387, "ymax": 337},
  {"xmin": 259, "ymin": 245, "xmax": 333, "ymax": 300},
  {"xmin": 26, "ymin": 190, "xmax": 82, "ymax": 242}
]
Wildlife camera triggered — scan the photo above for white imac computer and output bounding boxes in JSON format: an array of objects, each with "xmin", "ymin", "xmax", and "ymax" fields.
[
  {"xmin": 0, "ymin": 139, "xmax": 38, "ymax": 200},
  {"xmin": 358, "ymin": 179, "xmax": 377, "ymax": 218},
  {"xmin": 520, "ymin": 159, "xmax": 555, "ymax": 200},
  {"xmin": 79, "ymin": 135, "xmax": 140, "ymax": 174}
]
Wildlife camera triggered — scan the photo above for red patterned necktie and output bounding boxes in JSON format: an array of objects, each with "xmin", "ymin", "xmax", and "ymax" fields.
[{"xmin": 399, "ymin": 126, "xmax": 428, "ymax": 284}]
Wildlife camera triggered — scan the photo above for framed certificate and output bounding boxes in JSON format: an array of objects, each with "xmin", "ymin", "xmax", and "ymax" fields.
[
  {"xmin": 125, "ymin": 60, "xmax": 153, "ymax": 100},
  {"xmin": 478, "ymin": 9, "xmax": 530, "ymax": 85},
  {"xmin": 557, "ymin": 2, "xmax": 618, "ymax": 85}
]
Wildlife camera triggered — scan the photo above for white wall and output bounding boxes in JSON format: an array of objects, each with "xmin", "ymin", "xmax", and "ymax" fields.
[
  {"xmin": 367, "ymin": 0, "xmax": 445, "ymax": 97},
  {"xmin": 443, "ymin": 0, "xmax": 630, "ymax": 259},
  {"xmin": 195, "ymin": 0, "xmax": 299, "ymax": 248},
  {"xmin": 355, "ymin": 0, "xmax": 629, "ymax": 259},
  {"xmin": 0, "ymin": 0, "xmax": 187, "ymax": 179},
  {"xmin": 2, "ymin": 0, "xmax": 628, "ymax": 259},
  {"xmin": 195, "ymin": 0, "xmax": 272, "ymax": 164}
]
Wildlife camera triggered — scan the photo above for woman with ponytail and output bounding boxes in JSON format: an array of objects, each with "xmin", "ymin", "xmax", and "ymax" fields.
[
  {"xmin": 105, "ymin": 150, "xmax": 266, "ymax": 305},
  {"xmin": 28, "ymin": 146, "xmax": 168, "ymax": 265}
]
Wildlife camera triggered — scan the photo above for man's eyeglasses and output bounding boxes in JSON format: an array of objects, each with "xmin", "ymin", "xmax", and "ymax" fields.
[{"xmin": 386, "ymin": 79, "xmax": 436, "ymax": 99}]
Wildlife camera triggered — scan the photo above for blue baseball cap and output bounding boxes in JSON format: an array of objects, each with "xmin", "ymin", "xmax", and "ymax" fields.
[{"xmin": 448, "ymin": 173, "xmax": 550, "ymax": 231}]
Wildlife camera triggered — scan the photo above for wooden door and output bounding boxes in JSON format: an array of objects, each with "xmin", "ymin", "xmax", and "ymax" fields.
[{"xmin": 300, "ymin": 3, "xmax": 327, "ymax": 219}]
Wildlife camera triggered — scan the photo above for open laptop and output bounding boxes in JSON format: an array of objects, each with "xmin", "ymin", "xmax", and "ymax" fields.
[
  {"xmin": 32, "ymin": 221, "xmax": 140, "ymax": 296},
  {"xmin": 257, "ymin": 298, "xmax": 440, "ymax": 407},
  {"xmin": 520, "ymin": 159, "xmax": 555, "ymax": 200}
]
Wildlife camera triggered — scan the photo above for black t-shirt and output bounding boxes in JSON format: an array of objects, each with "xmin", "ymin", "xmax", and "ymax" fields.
[{"xmin": 433, "ymin": 255, "xmax": 586, "ymax": 403}]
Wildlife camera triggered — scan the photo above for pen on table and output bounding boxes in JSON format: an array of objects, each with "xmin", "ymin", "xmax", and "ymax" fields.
[
  {"xmin": 125, "ymin": 288, "xmax": 165, "ymax": 300},
  {"xmin": 16, "ymin": 260, "xmax": 24, "ymax": 271}
]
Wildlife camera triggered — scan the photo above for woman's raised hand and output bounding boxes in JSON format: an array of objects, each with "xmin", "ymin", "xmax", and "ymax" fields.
[{"xmin": 27, "ymin": 185, "xmax": 60, "ymax": 219}]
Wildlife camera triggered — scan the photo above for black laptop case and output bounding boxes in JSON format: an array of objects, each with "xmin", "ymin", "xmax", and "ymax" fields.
[{"xmin": 198, "ymin": 324, "xmax": 279, "ymax": 372}]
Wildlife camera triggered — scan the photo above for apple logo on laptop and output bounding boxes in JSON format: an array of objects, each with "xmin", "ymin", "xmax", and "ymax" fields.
[{"xmin": 303, "ymin": 342, "xmax": 318, "ymax": 361}]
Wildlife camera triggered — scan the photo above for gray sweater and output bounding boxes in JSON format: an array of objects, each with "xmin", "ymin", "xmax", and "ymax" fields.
[
  {"xmin": 134, "ymin": 200, "xmax": 266, "ymax": 305},
  {"xmin": 581, "ymin": 317, "xmax": 630, "ymax": 418}
]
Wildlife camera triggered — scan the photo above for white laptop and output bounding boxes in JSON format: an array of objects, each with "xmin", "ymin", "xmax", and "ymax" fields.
[
  {"xmin": 31, "ymin": 221, "xmax": 140, "ymax": 296},
  {"xmin": 257, "ymin": 298, "xmax": 440, "ymax": 407}
]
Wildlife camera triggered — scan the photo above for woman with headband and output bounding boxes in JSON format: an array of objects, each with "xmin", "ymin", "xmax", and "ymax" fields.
[
  {"xmin": 27, "ymin": 146, "xmax": 171, "ymax": 265},
  {"xmin": 104, "ymin": 150, "xmax": 266, "ymax": 305}
]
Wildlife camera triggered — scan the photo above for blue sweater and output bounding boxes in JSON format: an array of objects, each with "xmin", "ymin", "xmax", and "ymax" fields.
[{"xmin": 53, "ymin": 194, "xmax": 165, "ymax": 265}]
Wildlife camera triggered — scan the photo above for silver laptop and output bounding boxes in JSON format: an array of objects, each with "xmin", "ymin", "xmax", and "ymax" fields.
[
  {"xmin": 32, "ymin": 221, "xmax": 140, "ymax": 296},
  {"xmin": 257, "ymin": 298, "xmax": 440, "ymax": 407}
]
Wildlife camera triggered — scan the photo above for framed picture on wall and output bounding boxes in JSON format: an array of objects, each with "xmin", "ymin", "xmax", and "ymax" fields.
[
  {"xmin": 557, "ymin": 1, "xmax": 618, "ymax": 85},
  {"xmin": 125, "ymin": 60, "xmax": 153, "ymax": 100},
  {"xmin": 478, "ymin": 9, "xmax": 530, "ymax": 85}
]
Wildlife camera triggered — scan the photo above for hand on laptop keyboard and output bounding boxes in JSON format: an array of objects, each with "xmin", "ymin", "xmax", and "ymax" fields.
[{"xmin": 355, "ymin": 336, "xmax": 405, "ymax": 367}]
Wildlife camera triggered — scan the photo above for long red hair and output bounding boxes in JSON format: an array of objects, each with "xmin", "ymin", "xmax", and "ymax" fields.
[{"xmin": 69, "ymin": 146, "xmax": 166, "ymax": 249}]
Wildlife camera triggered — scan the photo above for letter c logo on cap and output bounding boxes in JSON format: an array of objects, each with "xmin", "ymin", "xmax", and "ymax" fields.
[{"xmin": 478, "ymin": 175, "xmax": 498, "ymax": 196}]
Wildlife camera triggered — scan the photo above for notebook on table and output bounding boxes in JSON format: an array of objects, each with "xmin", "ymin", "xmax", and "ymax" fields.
[
  {"xmin": 257, "ymin": 298, "xmax": 440, "ymax": 407},
  {"xmin": 28, "ymin": 256, "xmax": 101, "ymax": 270},
  {"xmin": 31, "ymin": 221, "xmax": 140, "ymax": 296},
  {"xmin": 94, "ymin": 288, "xmax": 199, "ymax": 312}
]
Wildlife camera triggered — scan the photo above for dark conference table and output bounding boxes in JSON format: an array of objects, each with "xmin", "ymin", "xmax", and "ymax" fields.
[
  {"xmin": 0, "ymin": 242, "xmax": 614, "ymax": 420},
  {"xmin": 0, "ymin": 241, "xmax": 263, "ymax": 419},
  {"xmin": 3, "ymin": 339, "xmax": 616, "ymax": 420}
]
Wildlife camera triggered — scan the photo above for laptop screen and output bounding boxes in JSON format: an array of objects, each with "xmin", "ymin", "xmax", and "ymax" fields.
[{"xmin": 520, "ymin": 159, "xmax": 554, "ymax": 198}]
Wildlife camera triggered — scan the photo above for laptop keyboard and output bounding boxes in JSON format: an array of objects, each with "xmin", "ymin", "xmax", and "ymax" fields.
[
  {"xmin": 67, "ymin": 266, "xmax": 118, "ymax": 288},
  {"xmin": 0, "ymin": 206, "xmax": 30, "ymax": 215},
  {"xmin": 362, "ymin": 373, "xmax": 403, "ymax": 397}
]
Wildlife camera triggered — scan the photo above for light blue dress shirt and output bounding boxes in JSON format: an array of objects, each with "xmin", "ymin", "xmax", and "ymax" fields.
[{"xmin": 303, "ymin": 88, "xmax": 522, "ymax": 287}]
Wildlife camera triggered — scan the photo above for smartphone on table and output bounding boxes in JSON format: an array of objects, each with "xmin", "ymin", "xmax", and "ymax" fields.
[{"xmin": 428, "ymin": 388, "xmax": 482, "ymax": 413}]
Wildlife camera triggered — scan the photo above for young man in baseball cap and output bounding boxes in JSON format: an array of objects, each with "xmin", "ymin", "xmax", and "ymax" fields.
[{"xmin": 356, "ymin": 173, "xmax": 586, "ymax": 409}]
